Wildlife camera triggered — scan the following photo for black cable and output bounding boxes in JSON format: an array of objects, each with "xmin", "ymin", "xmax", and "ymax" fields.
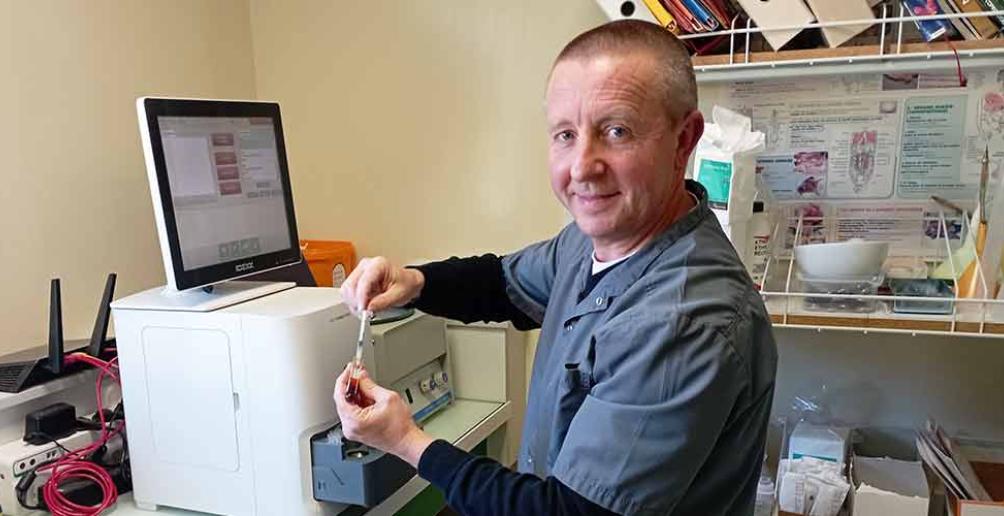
[
  {"xmin": 77, "ymin": 405, "xmax": 124, "ymax": 431},
  {"xmin": 16, "ymin": 470, "xmax": 43, "ymax": 510},
  {"xmin": 16, "ymin": 431, "xmax": 77, "ymax": 509},
  {"xmin": 75, "ymin": 417, "xmax": 103, "ymax": 431},
  {"xmin": 17, "ymin": 426, "xmax": 131, "ymax": 509},
  {"xmin": 15, "ymin": 431, "xmax": 75, "ymax": 509},
  {"xmin": 23, "ymin": 431, "xmax": 73, "ymax": 454},
  {"xmin": 110, "ymin": 402, "xmax": 125, "ymax": 423}
]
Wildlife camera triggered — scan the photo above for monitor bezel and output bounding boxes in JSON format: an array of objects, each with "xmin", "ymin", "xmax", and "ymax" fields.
[{"xmin": 137, "ymin": 97, "xmax": 301, "ymax": 292}]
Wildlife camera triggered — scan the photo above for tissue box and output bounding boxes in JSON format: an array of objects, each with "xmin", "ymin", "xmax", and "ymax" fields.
[
  {"xmin": 851, "ymin": 456, "xmax": 933, "ymax": 515},
  {"xmin": 790, "ymin": 422, "xmax": 851, "ymax": 467},
  {"xmin": 778, "ymin": 457, "xmax": 852, "ymax": 516}
]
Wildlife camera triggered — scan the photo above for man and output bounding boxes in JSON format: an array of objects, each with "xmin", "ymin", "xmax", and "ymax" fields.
[{"xmin": 334, "ymin": 19, "xmax": 777, "ymax": 515}]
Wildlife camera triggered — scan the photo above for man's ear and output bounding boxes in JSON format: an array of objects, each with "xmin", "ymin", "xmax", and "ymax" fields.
[{"xmin": 675, "ymin": 109, "xmax": 705, "ymax": 171}]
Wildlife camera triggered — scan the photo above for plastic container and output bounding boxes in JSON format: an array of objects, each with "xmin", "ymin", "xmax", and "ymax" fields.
[
  {"xmin": 889, "ymin": 278, "xmax": 955, "ymax": 315},
  {"xmin": 754, "ymin": 473, "xmax": 776, "ymax": 516},
  {"xmin": 884, "ymin": 257, "xmax": 929, "ymax": 280},
  {"xmin": 299, "ymin": 240, "xmax": 356, "ymax": 288},
  {"xmin": 798, "ymin": 272, "xmax": 884, "ymax": 313},
  {"xmin": 748, "ymin": 201, "xmax": 772, "ymax": 290}
]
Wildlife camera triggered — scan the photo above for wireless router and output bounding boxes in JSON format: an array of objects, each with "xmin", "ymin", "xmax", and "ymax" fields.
[{"xmin": 0, "ymin": 274, "xmax": 116, "ymax": 393}]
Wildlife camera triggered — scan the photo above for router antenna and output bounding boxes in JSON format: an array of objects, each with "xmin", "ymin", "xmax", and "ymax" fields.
[
  {"xmin": 46, "ymin": 279, "xmax": 64, "ymax": 374},
  {"xmin": 87, "ymin": 273, "xmax": 116, "ymax": 357}
]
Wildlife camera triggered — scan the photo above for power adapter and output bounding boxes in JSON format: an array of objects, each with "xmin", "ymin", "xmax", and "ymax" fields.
[{"xmin": 23, "ymin": 403, "xmax": 77, "ymax": 445}]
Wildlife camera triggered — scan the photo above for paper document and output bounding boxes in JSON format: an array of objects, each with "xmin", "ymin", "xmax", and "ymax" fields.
[{"xmin": 915, "ymin": 420, "xmax": 992, "ymax": 502}]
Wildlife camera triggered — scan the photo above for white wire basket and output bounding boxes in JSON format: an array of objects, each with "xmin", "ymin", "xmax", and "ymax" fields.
[
  {"xmin": 674, "ymin": 5, "xmax": 1004, "ymax": 80},
  {"xmin": 759, "ymin": 208, "xmax": 1004, "ymax": 338}
]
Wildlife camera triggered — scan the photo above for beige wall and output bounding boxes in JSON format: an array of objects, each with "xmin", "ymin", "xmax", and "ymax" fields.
[
  {"xmin": 0, "ymin": 2, "xmax": 257, "ymax": 352},
  {"xmin": 249, "ymin": 0, "xmax": 605, "ymax": 263},
  {"xmin": 0, "ymin": 0, "xmax": 605, "ymax": 352},
  {"xmin": 5, "ymin": 0, "xmax": 1001, "ymax": 449}
]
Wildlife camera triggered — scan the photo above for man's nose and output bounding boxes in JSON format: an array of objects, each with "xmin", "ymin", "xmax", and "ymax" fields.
[{"xmin": 570, "ymin": 136, "xmax": 606, "ymax": 181}]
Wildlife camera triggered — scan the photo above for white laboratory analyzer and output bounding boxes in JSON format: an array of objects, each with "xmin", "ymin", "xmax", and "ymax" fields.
[{"xmin": 111, "ymin": 98, "xmax": 453, "ymax": 515}]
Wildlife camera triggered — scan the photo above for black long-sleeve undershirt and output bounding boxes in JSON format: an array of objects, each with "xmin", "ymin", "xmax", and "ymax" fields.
[
  {"xmin": 418, "ymin": 439, "xmax": 618, "ymax": 516},
  {"xmin": 408, "ymin": 255, "xmax": 619, "ymax": 516},
  {"xmin": 408, "ymin": 254, "xmax": 538, "ymax": 331}
]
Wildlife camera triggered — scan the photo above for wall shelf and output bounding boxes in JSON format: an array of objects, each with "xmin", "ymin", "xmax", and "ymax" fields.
[
  {"xmin": 692, "ymin": 38, "xmax": 1004, "ymax": 82},
  {"xmin": 597, "ymin": 1, "xmax": 1004, "ymax": 81},
  {"xmin": 761, "ymin": 212, "xmax": 1004, "ymax": 339},
  {"xmin": 766, "ymin": 303, "xmax": 1004, "ymax": 338}
]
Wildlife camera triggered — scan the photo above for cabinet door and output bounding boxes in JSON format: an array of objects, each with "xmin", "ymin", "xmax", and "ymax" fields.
[
  {"xmin": 446, "ymin": 321, "xmax": 526, "ymax": 467},
  {"xmin": 447, "ymin": 324, "xmax": 507, "ymax": 402}
]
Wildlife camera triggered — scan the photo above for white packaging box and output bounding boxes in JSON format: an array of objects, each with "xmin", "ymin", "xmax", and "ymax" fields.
[
  {"xmin": 789, "ymin": 422, "xmax": 851, "ymax": 468},
  {"xmin": 852, "ymin": 456, "xmax": 932, "ymax": 516}
]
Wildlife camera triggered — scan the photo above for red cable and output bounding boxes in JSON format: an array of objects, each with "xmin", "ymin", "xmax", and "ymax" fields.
[
  {"xmin": 42, "ymin": 461, "xmax": 117, "ymax": 516},
  {"xmin": 942, "ymin": 33, "xmax": 967, "ymax": 87},
  {"xmin": 34, "ymin": 353, "xmax": 122, "ymax": 515},
  {"xmin": 693, "ymin": 34, "xmax": 729, "ymax": 56}
]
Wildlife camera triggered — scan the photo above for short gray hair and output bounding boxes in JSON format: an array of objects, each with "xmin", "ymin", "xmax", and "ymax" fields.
[{"xmin": 553, "ymin": 20, "xmax": 697, "ymax": 125}]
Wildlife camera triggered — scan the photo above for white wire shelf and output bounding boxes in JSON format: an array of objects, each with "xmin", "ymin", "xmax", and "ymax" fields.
[
  {"xmin": 675, "ymin": 6, "xmax": 1004, "ymax": 82},
  {"xmin": 760, "ymin": 209, "xmax": 1004, "ymax": 338}
]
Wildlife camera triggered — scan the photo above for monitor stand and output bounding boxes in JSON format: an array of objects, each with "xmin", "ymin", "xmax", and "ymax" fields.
[{"xmin": 114, "ymin": 281, "xmax": 296, "ymax": 312}]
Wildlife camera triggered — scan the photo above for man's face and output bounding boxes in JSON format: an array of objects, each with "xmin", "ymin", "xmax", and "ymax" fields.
[{"xmin": 546, "ymin": 53, "xmax": 690, "ymax": 247}]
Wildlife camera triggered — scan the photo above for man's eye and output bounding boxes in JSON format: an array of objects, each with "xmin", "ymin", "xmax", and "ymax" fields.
[
  {"xmin": 607, "ymin": 126, "xmax": 628, "ymax": 139},
  {"xmin": 555, "ymin": 130, "xmax": 575, "ymax": 143}
]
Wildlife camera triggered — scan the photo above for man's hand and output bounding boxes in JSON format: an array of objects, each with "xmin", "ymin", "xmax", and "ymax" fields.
[
  {"xmin": 333, "ymin": 363, "xmax": 434, "ymax": 468},
  {"xmin": 340, "ymin": 257, "xmax": 425, "ymax": 313}
]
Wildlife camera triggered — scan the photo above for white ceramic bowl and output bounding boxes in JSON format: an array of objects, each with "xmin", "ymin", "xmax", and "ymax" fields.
[{"xmin": 794, "ymin": 239, "xmax": 889, "ymax": 279}]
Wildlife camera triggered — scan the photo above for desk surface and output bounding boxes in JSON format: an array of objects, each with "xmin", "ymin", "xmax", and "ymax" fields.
[{"xmin": 103, "ymin": 398, "xmax": 510, "ymax": 516}]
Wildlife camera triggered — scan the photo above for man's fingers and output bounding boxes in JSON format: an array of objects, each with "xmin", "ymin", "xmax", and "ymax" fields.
[
  {"xmin": 357, "ymin": 374, "xmax": 379, "ymax": 394},
  {"xmin": 342, "ymin": 257, "xmax": 380, "ymax": 312},
  {"xmin": 356, "ymin": 261, "xmax": 387, "ymax": 312},
  {"xmin": 340, "ymin": 257, "xmax": 411, "ymax": 313},
  {"xmin": 332, "ymin": 372, "xmax": 356, "ymax": 416},
  {"xmin": 354, "ymin": 370, "xmax": 400, "ymax": 404},
  {"xmin": 333, "ymin": 363, "xmax": 352, "ymax": 398},
  {"xmin": 358, "ymin": 376, "xmax": 401, "ymax": 404},
  {"xmin": 340, "ymin": 259, "xmax": 368, "ymax": 309},
  {"xmin": 341, "ymin": 284, "xmax": 358, "ymax": 315},
  {"xmin": 356, "ymin": 372, "xmax": 387, "ymax": 402},
  {"xmin": 367, "ymin": 290, "xmax": 400, "ymax": 313}
]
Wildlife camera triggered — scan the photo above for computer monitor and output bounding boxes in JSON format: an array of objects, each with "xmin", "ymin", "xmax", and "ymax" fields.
[{"xmin": 137, "ymin": 98, "xmax": 301, "ymax": 292}]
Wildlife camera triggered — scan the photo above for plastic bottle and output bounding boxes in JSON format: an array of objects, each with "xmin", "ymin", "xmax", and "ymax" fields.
[
  {"xmin": 754, "ymin": 472, "xmax": 775, "ymax": 516},
  {"xmin": 747, "ymin": 201, "xmax": 772, "ymax": 290}
]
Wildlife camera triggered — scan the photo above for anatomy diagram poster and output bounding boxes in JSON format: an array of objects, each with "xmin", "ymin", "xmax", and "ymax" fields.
[
  {"xmin": 726, "ymin": 69, "xmax": 1004, "ymax": 202},
  {"xmin": 719, "ymin": 68, "xmax": 1004, "ymax": 257}
]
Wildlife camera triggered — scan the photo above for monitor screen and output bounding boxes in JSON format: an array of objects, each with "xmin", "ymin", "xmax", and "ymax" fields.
[
  {"xmin": 138, "ymin": 99, "xmax": 301, "ymax": 291},
  {"xmin": 159, "ymin": 116, "xmax": 291, "ymax": 270}
]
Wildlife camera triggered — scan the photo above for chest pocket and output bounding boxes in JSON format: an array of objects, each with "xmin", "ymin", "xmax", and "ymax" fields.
[{"xmin": 547, "ymin": 362, "xmax": 594, "ymax": 467}]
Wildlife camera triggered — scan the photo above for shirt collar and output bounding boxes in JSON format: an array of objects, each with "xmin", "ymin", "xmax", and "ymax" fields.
[
  {"xmin": 591, "ymin": 250, "xmax": 635, "ymax": 275},
  {"xmin": 573, "ymin": 179, "xmax": 712, "ymax": 300}
]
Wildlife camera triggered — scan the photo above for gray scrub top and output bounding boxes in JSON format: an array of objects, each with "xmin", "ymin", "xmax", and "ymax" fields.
[{"xmin": 502, "ymin": 180, "xmax": 777, "ymax": 516}]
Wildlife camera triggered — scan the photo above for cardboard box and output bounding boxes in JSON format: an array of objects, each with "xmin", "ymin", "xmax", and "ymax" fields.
[
  {"xmin": 949, "ymin": 459, "xmax": 1004, "ymax": 515},
  {"xmin": 735, "ymin": 0, "xmax": 816, "ymax": 51},
  {"xmin": 803, "ymin": 0, "xmax": 875, "ymax": 48},
  {"xmin": 852, "ymin": 456, "xmax": 933, "ymax": 515},
  {"xmin": 943, "ymin": 439, "xmax": 1004, "ymax": 515}
]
